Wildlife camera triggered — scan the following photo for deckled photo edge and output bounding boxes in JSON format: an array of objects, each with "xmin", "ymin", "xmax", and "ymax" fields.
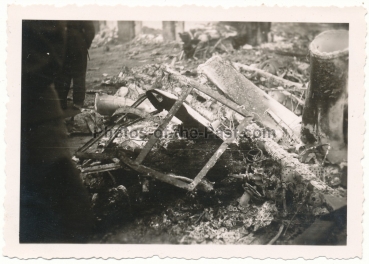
[{"xmin": 3, "ymin": 4, "xmax": 366, "ymax": 259}]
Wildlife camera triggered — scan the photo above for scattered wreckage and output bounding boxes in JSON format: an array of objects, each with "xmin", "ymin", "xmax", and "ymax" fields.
[{"xmin": 72, "ymin": 30, "xmax": 348, "ymax": 244}]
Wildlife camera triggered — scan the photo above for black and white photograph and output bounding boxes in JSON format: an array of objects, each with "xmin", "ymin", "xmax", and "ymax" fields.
[
  {"xmin": 4, "ymin": 4, "xmax": 366, "ymax": 260},
  {"xmin": 20, "ymin": 19, "xmax": 350, "ymax": 244}
]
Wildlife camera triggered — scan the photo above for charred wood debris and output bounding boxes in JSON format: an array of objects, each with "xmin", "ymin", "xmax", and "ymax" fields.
[{"xmin": 69, "ymin": 23, "xmax": 347, "ymax": 244}]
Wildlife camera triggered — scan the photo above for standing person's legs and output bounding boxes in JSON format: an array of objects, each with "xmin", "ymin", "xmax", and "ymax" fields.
[
  {"xmin": 71, "ymin": 49, "xmax": 88, "ymax": 108},
  {"xmin": 72, "ymin": 71, "xmax": 86, "ymax": 108},
  {"xmin": 54, "ymin": 72, "xmax": 72, "ymax": 109}
]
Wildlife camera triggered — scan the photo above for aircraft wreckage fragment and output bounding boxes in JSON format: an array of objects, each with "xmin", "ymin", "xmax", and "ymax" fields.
[{"xmin": 76, "ymin": 59, "xmax": 343, "ymax": 201}]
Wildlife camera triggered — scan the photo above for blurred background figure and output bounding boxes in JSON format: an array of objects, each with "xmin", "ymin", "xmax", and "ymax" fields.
[
  {"xmin": 55, "ymin": 21, "xmax": 95, "ymax": 110},
  {"xmin": 21, "ymin": 20, "xmax": 94, "ymax": 243}
]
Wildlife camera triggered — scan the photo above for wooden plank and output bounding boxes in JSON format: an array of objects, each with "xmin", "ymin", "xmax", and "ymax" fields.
[{"xmin": 198, "ymin": 56, "xmax": 301, "ymax": 138}]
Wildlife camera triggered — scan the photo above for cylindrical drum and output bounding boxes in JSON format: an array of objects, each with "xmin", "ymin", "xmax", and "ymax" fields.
[
  {"xmin": 301, "ymin": 30, "xmax": 348, "ymax": 164},
  {"xmin": 94, "ymin": 93, "xmax": 135, "ymax": 116}
]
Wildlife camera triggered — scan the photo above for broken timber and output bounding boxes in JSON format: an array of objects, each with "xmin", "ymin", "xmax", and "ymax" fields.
[
  {"xmin": 196, "ymin": 56, "xmax": 340, "ymax": 196},
  {"xmin": 198, "ymin": 56, "xmax": 301, "ymax": 138},
  {"xmin": 165, "ymin": 67, "xmax": 254, "ymax": 120},
  {"xmin": 234, "ymin": 62, "xmax": 305, "ymax": 107},
  {"xmin": 246, "ymin": 123, "xmax": 343, "ymax": 196}
]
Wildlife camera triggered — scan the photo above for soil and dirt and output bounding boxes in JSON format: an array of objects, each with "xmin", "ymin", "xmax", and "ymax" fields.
[{"xmin": 65, "ymin": 22, "xmax": 347, "ymax": 244}]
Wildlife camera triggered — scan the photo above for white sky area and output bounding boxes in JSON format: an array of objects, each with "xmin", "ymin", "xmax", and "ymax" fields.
[{"xmin": 105, "ymin": 21, "xmax": 212, "ymax": 31}]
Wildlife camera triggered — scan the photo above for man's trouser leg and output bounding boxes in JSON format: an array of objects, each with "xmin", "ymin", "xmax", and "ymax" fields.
[
  {"xmin": 54, "ymin": 73, "xmax": 72, "ymax": 109},
  {"xmin": 72, "ymin": 72, "xmax": 86, "ymax": 107}
]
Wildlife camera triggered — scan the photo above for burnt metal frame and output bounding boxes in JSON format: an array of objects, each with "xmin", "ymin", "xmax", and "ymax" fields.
[{"xmin": 76, "ymin": 68, "xmax": 252, "ymax": 192}]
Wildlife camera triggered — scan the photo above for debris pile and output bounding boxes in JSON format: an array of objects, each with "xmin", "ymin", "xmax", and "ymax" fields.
[
  {"xmin": 66, "ymin": 109, "xmax": 104, "ymax": 135},
  {"xmin": 182, "ymin": 201, "xmax": 278, "ymax": 244},
  {"xmin": 130, "ymin": 34, "xmax": 164, "ymax": 45},
  {"xmin": 178, "ymin": 22, "xmax": 237, "ymax": 59},
  {"xmin": 71, "ymin": 27, "xmax": 347, "ymax": 244},
  {"xmin": 91, "ymin": 23, "xmax": 118, "ymax": 48}
]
